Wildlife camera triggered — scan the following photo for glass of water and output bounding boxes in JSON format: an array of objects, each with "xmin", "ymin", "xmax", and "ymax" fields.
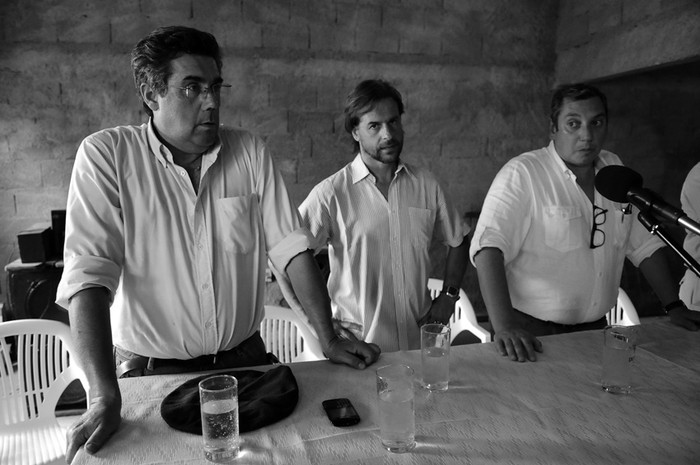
[
  {"xmin": 602, "ymin": 325, "xmax": 638, "ymax": 394},
  {"xmin": 421, "ymin": 323, "xmax": 451, "ymax": 391},
  {"xmin": 376, "ymin": 364, "xmax": 416, "ymax": 453},
  {"xmin": 199, "ymin": 374, "xmax": 240, "ymax": 463}
]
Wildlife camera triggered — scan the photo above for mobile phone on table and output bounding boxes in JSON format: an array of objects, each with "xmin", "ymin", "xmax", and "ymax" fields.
[{"xmin": 322, "ymin": 398, "xmax": 361, "ymax": 427}]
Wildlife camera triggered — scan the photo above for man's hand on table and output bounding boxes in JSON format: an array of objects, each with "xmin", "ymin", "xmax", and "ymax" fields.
[
  {"xmin": 669, "ymin": 307, "xmax": 700, "ymax": 331},
  {"xmin": 66, "ymin": 393, "xmax": 122, "ymax": 463},
  {"xmin": 324, "ymin": 336, "xmax": 381, "ymax": 370},
  {"xmin": 494, "ymin": 327, "xmax": 543, "ymax": 362}
]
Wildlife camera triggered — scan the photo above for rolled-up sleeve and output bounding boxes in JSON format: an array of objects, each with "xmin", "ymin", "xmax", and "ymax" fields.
[
  {"xmin": 469, "ymin": 160, "xmax": 532, "ymax": 265},
  {"xmin": 299, "ymin": 182, "xmax": 334, "ymax": 253},
  {"xmin": 56, "ymin": 133, "xmax": 124, "ymax": 308},
  {"xmin": 255, "ymin": 140, "xmax": 314, "ymax": 271},
  {"xmin": 625, "ymin": 208, "xmax": 666, "ymax": 267},
  {"xmin": 267, "ymin": 227, "xmax": 315, "ymax": 272}
]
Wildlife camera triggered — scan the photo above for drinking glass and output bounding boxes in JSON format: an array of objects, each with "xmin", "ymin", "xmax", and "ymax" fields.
[
  {"xmin": 602, "ymin": 325, "xmax": 638, "ymax": 394},
  {"xmin": 199, "ymin": 374, "xmax": 240, "ymax": 462},
  {"xmin": 421, "ymin": 323, "xmax": 451, "ymax": 391},
  {"xmin": 376, "ymin": 364, "xmax": 416, "ymax": 453}
]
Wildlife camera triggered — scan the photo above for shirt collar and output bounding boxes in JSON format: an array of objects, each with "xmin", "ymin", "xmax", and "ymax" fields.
[
  {"xmin": 546, "ymin": 140, "xmax": 605, "ymax": 181},
  {"xmin": 349, "ymin": 153, "xmax": 409, "ymax": 185},
  {"xmin": 146, "ymin": 118, "xmax": 222, "ymax": 168}
]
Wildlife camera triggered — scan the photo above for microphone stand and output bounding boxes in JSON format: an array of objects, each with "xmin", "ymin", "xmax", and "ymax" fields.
[
  {"xmin": 637, "ymin": 211, "xmax": 700, "ymax": 278},
  {"xmin": 678, "ymin": 216, "xmax": 700, "ymax": 237}
]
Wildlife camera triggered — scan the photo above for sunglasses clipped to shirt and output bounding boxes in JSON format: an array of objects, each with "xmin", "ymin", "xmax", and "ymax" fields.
[{"xmin": 590, "ymin": 204, "xmax": 607, "ymax": 249}]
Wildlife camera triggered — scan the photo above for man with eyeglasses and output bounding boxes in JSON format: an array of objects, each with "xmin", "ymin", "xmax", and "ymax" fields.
[
  {"xmin": 470, "ymin": 83, "xmax": 698, "ymax": 363},
  {"xmin": 56, "ymin": 26, "xmax": 380, "ymax": 462}
]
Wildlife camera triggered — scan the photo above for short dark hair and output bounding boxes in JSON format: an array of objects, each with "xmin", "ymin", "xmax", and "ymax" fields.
[
  {"xmin": 344, "ymin": 79, "xmax": 404, "ymax": 151},
  {"xmin": 550, "ymin": 83, "xmax": 608, "ymax": 130},
  {"xmin": 131, "ymin": 26, "xmax": 223, "ymax": 117}
]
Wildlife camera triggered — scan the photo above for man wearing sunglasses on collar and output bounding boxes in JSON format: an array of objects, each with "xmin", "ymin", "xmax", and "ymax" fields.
[{"xmin": 470, "ymin": 83, "xmax": 698, "ymax": 364}]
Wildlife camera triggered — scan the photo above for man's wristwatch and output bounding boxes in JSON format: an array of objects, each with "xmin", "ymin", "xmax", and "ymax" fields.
[
  {"xmin": 441, "ymin": 286, "xmax": 460, "ymax": 301},
  {"xmin": 663, "ymin": 299, "xmax": 686, "ymax": 315}
]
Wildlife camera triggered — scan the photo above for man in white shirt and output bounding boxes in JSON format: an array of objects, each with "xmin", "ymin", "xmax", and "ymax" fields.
[
  {"xmin": 679, "ymin": 162, "xmax": 700, "ymax": 311},
  {"xmin": 298, "ymin": 80, "xmax": 471, "ymax": 351},
  {"xmin": 57, "ymin": 26, "xmax": 380, "ymax": 462},
  {"xmin": 470, "ymin": 83, "xmax": 699, "ymax": 363}
]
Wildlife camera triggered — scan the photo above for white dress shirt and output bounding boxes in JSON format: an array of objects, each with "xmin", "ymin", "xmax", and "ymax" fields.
[
  {"xmin": 56, "ymin": 121, "xmax": 312, "ymax": 359},
  {"xmin": 299, "ymin": 155, "xmax": 470, "ymax": 351},
  {"xmin": 470, "ymin": 141, "xmax": 664, "ymax": 324},
  {"xmin": 679, "ymin": 161, "xmax": 700, "ymax": 311}
]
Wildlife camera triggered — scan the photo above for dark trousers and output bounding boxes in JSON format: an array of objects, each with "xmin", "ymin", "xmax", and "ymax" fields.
[
  {"xmin": 510, "ymin": 309, "xmax": 608, "ymax": 337},
  {"xmin": 114, "ymin": 331, "xmax": 272, "ymax": 378}
]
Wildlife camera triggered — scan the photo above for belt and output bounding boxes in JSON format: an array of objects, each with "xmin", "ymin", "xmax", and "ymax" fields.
[
  {"xmin": 541, "ymin": 316, "xmax": 607, "ymax": 329},
  {"xmin": 116, "ymin": 351, "xmax": 226, "ymax": 378},
  {"xmin": 115, "ymin": 332, "xmax": 273, "ymax": 378}
]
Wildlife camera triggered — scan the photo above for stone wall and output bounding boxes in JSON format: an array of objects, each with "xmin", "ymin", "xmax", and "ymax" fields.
[{"xmin": 0, "ymin": 0, "xmax": 559, "ymax": 314}]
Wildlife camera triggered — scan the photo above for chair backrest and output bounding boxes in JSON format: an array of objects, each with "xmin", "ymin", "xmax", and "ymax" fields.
[
  {"xmin": 260, "ymin": 306, "xmax": 326, "ymax": 363},
  {"xmin": 0, "ymin": 318, "xmax": 88, "ymax": 430},
  {"xmin": 427, "ymin": 278, "xmax": 491, "ymax": 343},
  {"xmin": 607, "ymin": 288, "xmax": 641, "ymax": 326}
]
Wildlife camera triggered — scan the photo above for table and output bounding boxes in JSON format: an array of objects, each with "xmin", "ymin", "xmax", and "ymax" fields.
[{"xmin": 73, "ymin": 319, "xmax": 700, "ymax": 465}]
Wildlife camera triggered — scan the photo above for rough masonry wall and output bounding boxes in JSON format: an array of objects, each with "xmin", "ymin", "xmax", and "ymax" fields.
[
  {"xmin": 0, "ymin": 0, "xmax": 558, "ymax": 308},
  {"xmin": 555, "ymin": 0, "xmax": 700, "ymax": 83}
]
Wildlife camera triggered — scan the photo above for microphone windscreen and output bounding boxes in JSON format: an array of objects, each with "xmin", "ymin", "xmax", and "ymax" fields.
[{"xmin": 595, "ymin": 165, "xmax": 643, "ymax": 202}]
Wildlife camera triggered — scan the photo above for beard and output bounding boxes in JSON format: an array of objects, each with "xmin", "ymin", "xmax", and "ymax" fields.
[{"xmin": 363, "ymin": 140, "xmax": 403, "ymax": 164}]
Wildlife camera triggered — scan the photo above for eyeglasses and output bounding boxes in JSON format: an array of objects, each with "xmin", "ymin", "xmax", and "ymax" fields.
[
  {"xmin": 590, "ymin": 204, "xmax": 608, "ymax": 249},
  {"xmin": 174, "ymin": 82, "xmax": 232, "ymax": 100}
]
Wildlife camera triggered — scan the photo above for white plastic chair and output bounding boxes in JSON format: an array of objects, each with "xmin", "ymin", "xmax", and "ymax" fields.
[
  {"xmin": 1, "ymin": 319, "xmax": 89, "ymax": 465},
  {"xmin": 260, "ymin": 305, "xmax": 326, "ymax": 363},
  {"xmin": 427, "ymin": 278, "xmax": 491, "ymax": 343},
  {"xmin": 606, "ymin": 288, "xmax": 641, "ymax": 326}
]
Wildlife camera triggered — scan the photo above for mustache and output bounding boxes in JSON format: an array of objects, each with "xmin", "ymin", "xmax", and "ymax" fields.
[{"xmin": 379, "ymin": 141, "xmax": 401, "ymax": 149}]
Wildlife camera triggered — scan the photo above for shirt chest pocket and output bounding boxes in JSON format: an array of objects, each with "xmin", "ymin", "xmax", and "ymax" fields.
[
  {"xmin": 408, "ymin": 207, "xmax": 435, "ymax": 247},
  {"xmin": 542, "ymin": 206, "xmax": 586, "ymax": 253},
  {"xmin": 216, "ymin": 194, "xmax": 258, "ymax": 254},
  {"xmin": 611, "ymin": 209, "xmax": 633, "ymax": 248}
]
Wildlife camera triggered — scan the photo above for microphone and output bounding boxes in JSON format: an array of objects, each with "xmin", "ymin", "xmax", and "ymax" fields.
[
  {"xmin": 594, "ymin": 165, "xmax": 642, "ymax": 202},
  {"xmin": 595, "ymin": 165, "xmax": 700, "ymax": 234}
]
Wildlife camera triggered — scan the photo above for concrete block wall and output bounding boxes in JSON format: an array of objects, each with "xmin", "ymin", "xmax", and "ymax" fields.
[
  {"xmin": 0, "ymin": 0, "xmax": 560, "ymax": 314},
  {"xmin": 556, "ymin": 0, "xmax": 700, "ymax": 82}
]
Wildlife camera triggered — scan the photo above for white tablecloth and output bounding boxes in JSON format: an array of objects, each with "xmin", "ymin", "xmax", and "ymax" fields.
[{"xmin": 73, "ymin": 319, "xmax": 700, "ymax": 465}]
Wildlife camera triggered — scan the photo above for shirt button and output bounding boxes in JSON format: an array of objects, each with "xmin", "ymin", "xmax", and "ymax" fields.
[
  {"xmin": 205, "ymin": 321, "xmax": 212, "ymax": 329},
  {"xmin": 180, "ymin": 171, "xmax": 186, "ymax": 177},
  {"xmin": 203, "ymin": 282, "xmax": 209, "ymax": 290}
]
